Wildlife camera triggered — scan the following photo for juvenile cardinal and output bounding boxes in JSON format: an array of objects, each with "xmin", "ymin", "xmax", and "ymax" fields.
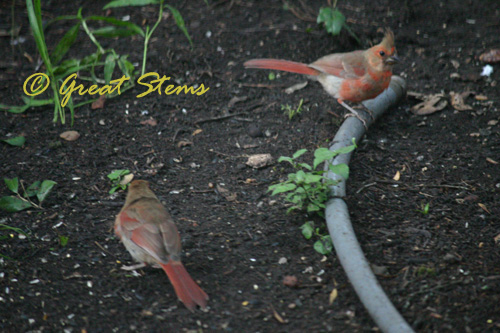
[
  {"xmin": 244, "ymin": 29, "xmax": 399, "ymax": 125},
  {"xmin": 115, "ymin": 180, "xmax": 208, "ymax": 311}
]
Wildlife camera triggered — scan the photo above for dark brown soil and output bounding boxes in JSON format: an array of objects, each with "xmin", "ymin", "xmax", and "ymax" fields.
[{"xmin": 1, "ymin": 0, "xmax": 499, "ymax": 332}]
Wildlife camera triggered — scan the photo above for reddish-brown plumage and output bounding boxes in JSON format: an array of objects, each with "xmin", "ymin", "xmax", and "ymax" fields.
[
  {"xmin": 244, "ymin": 30, "xmax": 399, "ymax": 118},
  {"xmin": 115, "ymin": 180, "xmax": 208, "ymax": 311}
]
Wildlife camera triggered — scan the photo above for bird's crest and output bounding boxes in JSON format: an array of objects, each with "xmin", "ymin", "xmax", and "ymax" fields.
[{"xmin": 380, "ymin": 29, "xmax": 395, "ymax": 52}]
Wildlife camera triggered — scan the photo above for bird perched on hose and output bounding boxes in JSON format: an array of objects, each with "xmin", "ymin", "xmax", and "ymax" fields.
[
  {"xmin": 115, "ymin": 180, "xmax": 209, "ymax": 311},
  {"xmin": 244, "ymin": 29, "xmax": 399, "ymax": 126}
]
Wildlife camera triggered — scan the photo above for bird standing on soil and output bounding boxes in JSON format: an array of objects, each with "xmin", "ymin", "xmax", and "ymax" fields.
[
  {"xmin": 244, "ymin": 29, "xmax": 399, "ymax": 126},
  {"xmin": 115, "ymin": 180, "xmax": 209, "ymax": 311}
]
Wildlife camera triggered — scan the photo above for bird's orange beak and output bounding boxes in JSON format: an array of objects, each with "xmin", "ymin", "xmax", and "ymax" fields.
[{"xmin": 385, "ymin": 55, "xmax": 400, "ymax": 64}]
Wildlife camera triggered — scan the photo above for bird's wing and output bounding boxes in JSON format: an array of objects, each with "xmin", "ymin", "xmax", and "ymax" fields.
[
  {"xmin": 118, "ymin": 200, "xmax": 181, "ymax": 262},
  {"xmin": 310, "ymin": 51, "xmax": 366, "ymax": 79}
]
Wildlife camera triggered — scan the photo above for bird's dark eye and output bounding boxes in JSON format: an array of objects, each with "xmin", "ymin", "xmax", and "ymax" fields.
[{"xmin": 379, "ymin": 50, "xmax": 386, "ymax": 56}]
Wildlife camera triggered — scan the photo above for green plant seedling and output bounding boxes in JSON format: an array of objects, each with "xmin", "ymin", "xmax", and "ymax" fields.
[
  {"xmin": 317, "ymin": 1, "xmax": 360, "ymax": 44},
  {"xmin": 0, "ymin": 177, "xmax": 57, "ymax": 212},
  {"xmin": 417, "ymin": 202, "xmax": 430, "ymax": 215},
  {"xmin": 59, "ymin": 235, "xmax": 69, "ymax": 247},
  {"xmin": 281, "ymin": 99, "xmax": 304, "ymax": 120},
  {"xmin": 268, "ymin": 143, "xmax": 356, "ymax": 215},
  {"xmin": 108, "ymin": 169, "xmax": 131, "ymax": 194},
  {"xmin": 268, "ymin": 72, "xmax": 276, "ymax": 81},
  {"xmin": 300, "ymin": 221, "xmax": 334, "ymax": 255}
]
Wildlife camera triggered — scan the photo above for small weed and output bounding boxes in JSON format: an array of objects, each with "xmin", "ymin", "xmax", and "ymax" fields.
[
  {"xmin": 301, "ymin": 221, "xmax": 333, "ymax": 255},
  {"xmin": 108, "ymin": 169, "xmax": 131, "ymax": 194},
  {"xmin": 416, "ymin": 266, "xmax": 436, "ymax": 277},
  {"xmin": 282, "ymin": 99, "xmax": 304, "ymax": 120},
  {"xmin": 268, "ymin": 143, "xmax": 356, "ymax": 215},
  {"xmin": 0, "ymin": 177, "xmax": 56, "ymax": 212},
  {"xmin": 317, "ymin": 0, "xmax": 360, "ymax": 44},
  {"xmin": 417, "ymin": 202, "xmax": 430, "ymax": 215}
]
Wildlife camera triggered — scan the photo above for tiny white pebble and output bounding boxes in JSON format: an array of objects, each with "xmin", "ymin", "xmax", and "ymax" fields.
[
  {"xmin": 18, "ymin": 234, "xmax": 26, "ymax": 240},
  {"xmin": 253, "ymin": 284, "xmax": 259, "ymax": 290},
  {"xmin": 67, "ymin": 314, "xmax": 75, "ymax": 319},
  {"xmin": 250, "ymin": 258, "xmax": 257, "ymax": 262},
  {"xmin": 205, "ymin": 31, "xmax": 212, "ymax": 38},
  {"xmin": 87, "ymin": 281, "xmax": 93, "ymax": 288},
  {"xmin": 29, "ymin": 318, "xmax": 35, "ymax": 325},
  {"xmin": 182, "ymin": 108, "xmax": 187, "ymax": 114},
  {"xmin": 278, "ymin": 257, "xmax": 287, "ymax": 265},
  {"xmin": 29, "ymin": 279, "xmax": 40, "ymax": 284}
]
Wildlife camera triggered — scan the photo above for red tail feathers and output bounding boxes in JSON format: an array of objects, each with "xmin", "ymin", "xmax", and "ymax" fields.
[
  {"xmin": 244, "ymin": 59, "xmax": 319, "ymax": 76},
  {"xmin": 162, "ymin": 261, "xmax": 208, "ymax": 311}
]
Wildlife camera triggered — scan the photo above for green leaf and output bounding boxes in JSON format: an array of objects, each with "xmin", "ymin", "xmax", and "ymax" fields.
[
  {"xmin": 317, "ymin": 8, "xmax": 345, "ymax": 36},
  {"xmin": 0, "ymin": 196, "xmax": 32, "ymax": 212},
  {"xmin": 314, "ymin": 236, "xmax": 333, "ymax": 254},
  {"xmin": 292, "ymin": 149, "xmax": 307, "ymax": 159},
  {"xmin": 103, "ymin": 0, "xmax": 160, "ymax": 9},
  {"xmin": 334, "ymin": 144, "xmax": 356, "ymax": 155},
  {"xmin": 59, "ymin": 235, "xmax": 69, "ymax": 247},
  {"xmin": 300, "ymin": 221, "xmax": 314, "ymax": 239},
  {"xmin": 2, "ymin": 136, "xmax": 26, "ymax": 147},
  {"xmin": 270, "ymin": 183, "xmax": 296, "ymax": 196},
  {"xmin": 51, "ymin": 23, "xmax": 80, "ymax": 65},
  {"xmin": 108, "ymin": 169, "xmax": 130, "ymax": 181},
  {"xmin": 4, "ymin": 178, "xmax": 19, "ymax": 194},
  {"xmin": 91, "ymin": 26, "xmax": 140, "ymax": 38},
  {"xmin": 328, "ymin": 163, "xmax": 349, "ymax": 179},
  {"xmin": 25, "ymin": 181, "xmax": 41, "ymax": 197},
  {"xmin": 277, "ymin": 156, "xmax": 294, "ymax": 165},
  {"xmin": 268, "ymin": 72, "xmax": 276, "ymax": 81},
  {"xmin": 313, "ymin": 148, "xmax": 335, "ymax": 169},
  {"xmin": 164, "ymin": 4, "xmax": 193, "ymax": 47},
  {"xmin": 297, "ymin": 163, "xmax": 312, "ymax": 171},
  {"xmin": 307, "ymin": 202, "xmax": 322, "ymax": 212},
  {"xmin": 104, "ymin": 53, "xmax": 117, "ymax": 84},
  {"xmin": 304, "ymin": 173, "xmax": 323, "ymax": 184},
  {"xmin": 86, "ymin": 16, "xmax": 145, "ymax": 37},
  {"xmin": 37, "ymin": 180, "xmax": 57, "ymax": 203},
  {"xmin": 295, "ymin": 170, "xmax": 306, "ymax": 183},
  {"xmin": 109, "ymin": 185, "xmax": 120, "ymax": 194}
]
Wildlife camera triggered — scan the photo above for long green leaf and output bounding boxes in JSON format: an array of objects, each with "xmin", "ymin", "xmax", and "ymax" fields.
[
  {"xmin": 91, "ymin": 26, "xmax": 140, "ymax": 38},
  {"xmin": 86, "ymin": 16, "xmax": 144, "ymax": 37},
  {"xmin": 164, "ymin": 4, "xmax": 193, "ymax": 47},
  {"xmin": 51, "ymin": 23, "xmax": 80, "ymax": 65},
  {"xmin": 103, "ymin": 0, "xmax": 160, "ymax": 9}
]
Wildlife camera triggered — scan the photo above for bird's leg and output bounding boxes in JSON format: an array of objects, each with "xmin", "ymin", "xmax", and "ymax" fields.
[
  {"xmin": 121, "ymin": 262, "xmax": 147, "ymax": 271},
  {"xmin": 353, "ymin": 104, "xmax": 375, "ymax": 121},
  {"xmin": 337, "ymin": 99, "xmax": 368, "ymax": 129}
]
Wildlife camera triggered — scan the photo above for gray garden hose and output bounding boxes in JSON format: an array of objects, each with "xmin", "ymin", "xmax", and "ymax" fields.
[{"xmin": 324, "ymin": 76, "xmax": 414, "ymax": 333}]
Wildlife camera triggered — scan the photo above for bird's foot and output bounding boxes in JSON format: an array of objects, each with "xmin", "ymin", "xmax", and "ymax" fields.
[
  {"xmin": 355, "ymin": 104, "xmax": 375, "ymax": 121},
  {"xmin": 338, "ymin": 100, "xmax": 369, "ymax": 129},
  {"xmin": 121, "ymin": 263, "xmax": 147, "ymax": 271},
  {"xmin": 344, "ymin": 111, "xmax": 368, "ymax": 130}
]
